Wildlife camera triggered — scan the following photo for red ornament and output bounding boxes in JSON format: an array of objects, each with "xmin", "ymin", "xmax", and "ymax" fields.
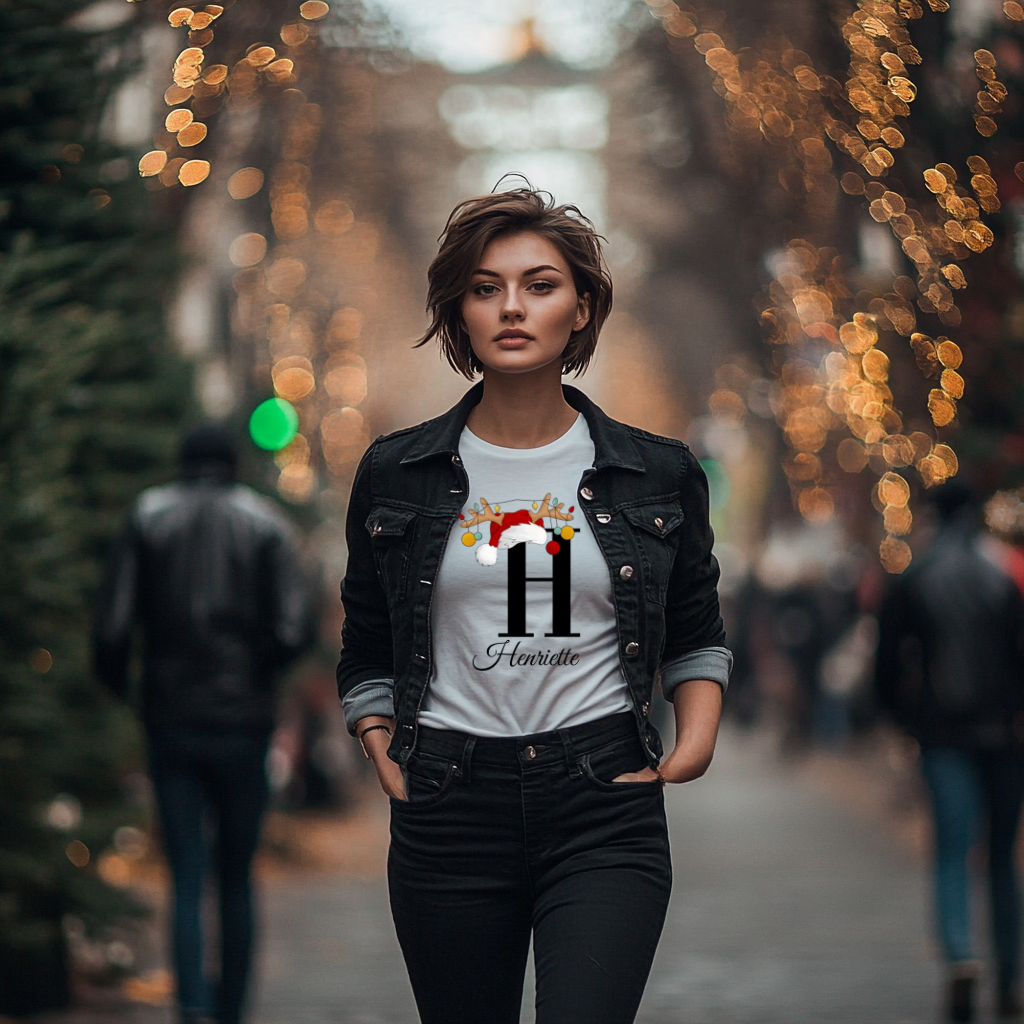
[
  {"xmin": 458, "ymin": 513, "xmax": 465, "ymax": 519},
  {"xmin": 546, "ymin": 540, "xmax": 561, "ymax": 556},
  {"xmin": 568, "ymin": 506, "xmax": 574, "ymax": 512}
]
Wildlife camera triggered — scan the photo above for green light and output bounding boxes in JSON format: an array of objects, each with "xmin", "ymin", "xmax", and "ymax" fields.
[{"xmin": 249, "ymin": 398, "xmax": 299, "ymax": 451}]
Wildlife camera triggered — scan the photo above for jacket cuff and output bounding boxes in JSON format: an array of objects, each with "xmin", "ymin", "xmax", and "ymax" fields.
[
  {"xmin": 660, "ymin": 646, "xmax": 733, "ymax": 699},
  {"xmin": 341, "ymin": 679, "xmax": 395, "ymax": 734}
]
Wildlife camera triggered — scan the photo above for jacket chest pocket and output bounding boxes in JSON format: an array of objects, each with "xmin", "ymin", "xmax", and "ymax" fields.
[
  {"xmin": 621, "ymin": 500, "xmax": 683, "ymax": 605},
  {"xmin": 366, "ymin": 506, "xmax": 416, "ymax": 603}
]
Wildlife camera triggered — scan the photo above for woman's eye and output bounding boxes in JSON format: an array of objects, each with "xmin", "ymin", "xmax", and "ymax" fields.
[
  {"xmin": 474, "ymin": 283, "xmax": 498, "ymax": 295},
  {"xmin": 530, "ymin": 281, "xmax": 555, "ymax": 292}
]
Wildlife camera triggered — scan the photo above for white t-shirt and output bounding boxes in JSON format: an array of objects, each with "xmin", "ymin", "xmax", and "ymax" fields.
[{"xmin": 420, "ymin": 414, "xmax": 632, "ymax": 736}]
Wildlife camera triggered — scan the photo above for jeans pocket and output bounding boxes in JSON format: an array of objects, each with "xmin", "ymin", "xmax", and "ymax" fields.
[
  {"xmin": 392, "ymin": 751, "xmax": 462, "ymax": 809},
  {"xmin": 578, "ymin": 738, "xmax": 661, "ymax": 793}
]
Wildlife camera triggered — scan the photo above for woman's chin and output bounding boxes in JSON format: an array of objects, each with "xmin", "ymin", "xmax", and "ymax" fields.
[{"xmin": 478, "ymin": 352, "xmax": 564, "ymax": 378}]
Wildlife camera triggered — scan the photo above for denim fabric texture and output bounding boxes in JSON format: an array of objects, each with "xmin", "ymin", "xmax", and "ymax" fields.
[
  {"xmin": 337, "ymin": 383, "xmax": 728, "ymax": 768},
  {"xmin": 387, "ymin": 712, "xmax": 672, "ymax": 1024},
  {"xmin": 922, "ymin": 746, "xmax": 1024, "ymax": 990},
  {"xmin": 148, "ymin": 728, "xmax": 270, "ymax": 1024}
]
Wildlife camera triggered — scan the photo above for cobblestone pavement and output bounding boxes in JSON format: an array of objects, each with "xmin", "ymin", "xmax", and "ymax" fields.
[{"xmin": 34, "ymin": 726, "xmax": 975, "ymax": 1024}]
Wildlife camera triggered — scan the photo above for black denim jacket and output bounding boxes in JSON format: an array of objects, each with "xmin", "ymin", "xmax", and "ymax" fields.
[{"xmin": 337, "ymin": 383, "xmax": 730, "ymax": 768}]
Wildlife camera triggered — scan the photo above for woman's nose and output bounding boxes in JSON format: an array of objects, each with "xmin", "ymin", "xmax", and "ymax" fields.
[{"xmin": 500, "ymin": 289, "xmax": 525, "ymax": 321}]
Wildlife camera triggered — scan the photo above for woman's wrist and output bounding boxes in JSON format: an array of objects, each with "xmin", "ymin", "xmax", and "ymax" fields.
[
  {"xmin": 356, "ymin": 716, "xmax": 396, "ymax": 759},
  {"xmin": 657, "ymin": 748, "xmax": 712, "ymax": 785}
]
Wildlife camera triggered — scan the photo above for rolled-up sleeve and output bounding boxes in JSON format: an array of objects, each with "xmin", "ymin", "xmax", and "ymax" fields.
[{"xmin": 660, "ymin": 646, "xmax": 733, "ymax": 698}]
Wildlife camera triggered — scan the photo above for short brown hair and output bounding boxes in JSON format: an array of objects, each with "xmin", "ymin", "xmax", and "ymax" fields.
[{"xmin": 416, "ymin": 187, "xmax": 613, "ymax": 379}]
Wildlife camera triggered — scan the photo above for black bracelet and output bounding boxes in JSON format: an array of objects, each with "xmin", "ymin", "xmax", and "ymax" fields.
[{"xmin": 358, "ymin": 723, "xmax": 392, "ymax": 758}]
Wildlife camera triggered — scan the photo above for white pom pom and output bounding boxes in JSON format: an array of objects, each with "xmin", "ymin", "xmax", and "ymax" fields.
[{"xmin": 476, "ymin": 544, "xmax": 498, "ymax": 566}]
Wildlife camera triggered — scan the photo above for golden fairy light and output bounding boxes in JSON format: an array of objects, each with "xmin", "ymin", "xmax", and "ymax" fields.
[
  {"xmin": 136, "ymin": 0, "xmax": 327, "ymax": 191},
  {"xmin": 133, "ymin": 0, "xmax": 394, "ymax": 507},
  {"xmin": 646, "ymin": 0, "xmax": 1011, "ymax": 571}
]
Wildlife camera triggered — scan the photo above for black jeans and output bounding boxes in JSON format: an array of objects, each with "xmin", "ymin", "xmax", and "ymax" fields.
[
  {"xmin": 148, "ymin": 728, "xmax": 269, "ymax": 1024},
  {"xmin": 388, "ymin": 712, "xmax": 672, "ymax": 1024}
]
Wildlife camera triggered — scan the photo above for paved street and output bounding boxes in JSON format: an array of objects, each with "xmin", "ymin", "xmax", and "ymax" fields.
[
  {"xmin": 246, "ymin": 727, "xmax": 944, "ymax": 1024},
  {"xmin": 38, "ymin": 726, "xmax": 957, "ymax": 1024}
]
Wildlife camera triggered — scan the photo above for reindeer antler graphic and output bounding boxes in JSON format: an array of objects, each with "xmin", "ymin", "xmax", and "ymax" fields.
[
  {"xmin": 535, "ymin": 494, "xmax": 573, "ymax": 523},
  {"xmin": 462, "ymin": 499, "xmax": 503, "ymax": 529}
]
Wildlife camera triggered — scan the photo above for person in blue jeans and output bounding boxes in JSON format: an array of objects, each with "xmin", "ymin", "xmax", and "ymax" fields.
[
  {"xmin": 876, "ymin": 482, "xmax": 1024, "ymax": 1023},
  {"xmin": 94, "ymin": 425, "xmax": 313, "ymax": 1024}
]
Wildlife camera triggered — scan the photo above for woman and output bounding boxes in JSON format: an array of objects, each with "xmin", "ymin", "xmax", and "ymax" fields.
[{"xmin": 337, "ymin": 187, "xmax": 731, "ymax": 1024}]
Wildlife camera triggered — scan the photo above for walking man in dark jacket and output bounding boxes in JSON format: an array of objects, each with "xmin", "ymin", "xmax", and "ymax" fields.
[
  {"xmin": 876, "ymin": 483, "xmax": 1024, "ymax": 1023},
  {"xmin": 94, "ymin": 424, "xmax": 313, "ymax": 1024}
]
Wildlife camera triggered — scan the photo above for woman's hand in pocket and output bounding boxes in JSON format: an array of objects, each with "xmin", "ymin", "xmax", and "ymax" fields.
[
  {"xmin": 612, "ymin": 767, "xmax": 661, "ymax": 784},
  {"xmin": 358, "ymin": 717, "xmax": 407, "ymax": 801}
]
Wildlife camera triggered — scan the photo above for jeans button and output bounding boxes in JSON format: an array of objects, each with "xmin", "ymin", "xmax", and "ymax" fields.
[{"xmin": 524, "ymin": 745, "xmax": 537, "ymax": 760}]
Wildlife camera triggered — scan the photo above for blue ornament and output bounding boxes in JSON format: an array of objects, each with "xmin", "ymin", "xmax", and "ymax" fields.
[{"xmin": 474, "ymin": 532, "xmax": 482, "ymax": 541}]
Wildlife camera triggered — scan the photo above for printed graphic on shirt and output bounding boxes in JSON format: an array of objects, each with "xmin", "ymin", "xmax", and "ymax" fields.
[
  {"xmin": 459, "ymin": 493, "xmax": 575, "ymax": 565},
  {"xmin": 420, "ymin": 417, "xmax": 631, "ymax": 736},
  {"xmin": 458, "ymin": 493, "xmax": 581, "ymax": 643}
]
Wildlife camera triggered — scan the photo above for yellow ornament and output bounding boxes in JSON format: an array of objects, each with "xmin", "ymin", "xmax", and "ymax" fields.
[
  {"xmin": 560, "ymin": 526, "xmax": 575, "ymax": 540},
  {"xmin": 461, "ymin": 532, "xmax": 476, "ymax": 547}
]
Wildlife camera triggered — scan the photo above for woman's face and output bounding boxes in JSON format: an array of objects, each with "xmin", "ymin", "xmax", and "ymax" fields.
[{"xmin": 461, "ymin": 231, "xmax": 590, "ymax": 378}]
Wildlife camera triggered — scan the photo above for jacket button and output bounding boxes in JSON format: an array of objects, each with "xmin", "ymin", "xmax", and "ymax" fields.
[
  {"xmin": 620, "ymin": 565, "xmax": 633, "ymax": 579},
  {"xmin": 625, "ymin": 642, "xmax": 639, "ymax": 656},
  {"xmin": 452, "ymin": 454, "xmax": 462, "ymax": 465},
  {"xmin": 372, "ymin": 522, "xmax": 382, "ymax": 535},
  {"xmin": 654, "ymin": 517, "xmax": 664, "ymax": 529},
  {"xmin": 596, "ymin": 513, "xmax": 611, "ymax": 524},
  {"xmin": 642, "ymin": 702, "xmax": 650, "ymax": 715},
  {"xmin": 580, "ymin": 487, "xmax": 594, "ymax": 500}
]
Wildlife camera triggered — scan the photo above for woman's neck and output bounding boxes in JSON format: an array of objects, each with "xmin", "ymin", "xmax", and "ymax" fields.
[{"xmin": 465, "ymin": 365, "xmax": 578, "ymax": 449}]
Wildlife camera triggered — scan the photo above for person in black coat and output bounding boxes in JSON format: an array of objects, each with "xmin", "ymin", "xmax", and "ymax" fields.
[
  {"xmin": 94, "ymin": 424, "xmax": 314, "ymax": 1024},
  {"xmin": 876, "ymin": 482, "xmax": 1024, "ymax": 1023}
]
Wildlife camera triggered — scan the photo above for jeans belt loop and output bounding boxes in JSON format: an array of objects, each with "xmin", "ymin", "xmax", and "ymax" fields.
[
  {"xmin": 459, "ymin": 735, "xmax": 476, "ymax": 784},
  {"xmin": 558, "ymin": 728, "xmax": 583, "ymax": 779}
]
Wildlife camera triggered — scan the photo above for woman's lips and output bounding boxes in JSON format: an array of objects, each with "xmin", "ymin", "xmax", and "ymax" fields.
[{"xmin": 494, "ymin": 330, "xmax": 533, "ymax": 349}]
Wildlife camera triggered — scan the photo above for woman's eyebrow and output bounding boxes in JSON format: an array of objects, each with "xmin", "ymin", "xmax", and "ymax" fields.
[{"xmin": 469, "ymin": 264, "xmax": 564, "ymax": 278}]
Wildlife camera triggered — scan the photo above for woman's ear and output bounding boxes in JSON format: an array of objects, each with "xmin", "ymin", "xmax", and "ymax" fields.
[{"xmin": 573, "ymin": 293, "xmax": 591, "ymax": 332}]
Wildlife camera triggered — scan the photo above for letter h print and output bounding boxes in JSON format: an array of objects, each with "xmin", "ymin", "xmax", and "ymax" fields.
[{"xmin": 499, "ymin": 529, "xmax": 580, "ymax": 638}]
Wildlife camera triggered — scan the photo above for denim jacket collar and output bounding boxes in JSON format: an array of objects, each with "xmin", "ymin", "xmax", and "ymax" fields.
[{"xmin": 399, "ymin": 381, "xmax": 645, "ymax": 473}]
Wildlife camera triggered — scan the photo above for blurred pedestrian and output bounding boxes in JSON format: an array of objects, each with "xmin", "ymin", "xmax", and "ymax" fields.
[
  {"xmin": 338, "ymin": 187, "xmax": 730, "ymax": 1024},
  {"xmin": 876, "ymin": 481, "xmax": 1024, "ymax": 1022},
  {"xmin": 93, "ymin": 424, "xmax": 314, "ymax": 1024}
]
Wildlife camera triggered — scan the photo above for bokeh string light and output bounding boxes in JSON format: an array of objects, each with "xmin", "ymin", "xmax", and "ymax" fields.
[
  {"xmin": 130, "ymin": 0, "xmax": 390, "ymax": 505},
  {"xmin": 135, "ymin": 0, "xmax": 329, "ymax": 192},
  {"xmin": 646, "ymin": 0, "xmax": 1011, "ymax": 571}
]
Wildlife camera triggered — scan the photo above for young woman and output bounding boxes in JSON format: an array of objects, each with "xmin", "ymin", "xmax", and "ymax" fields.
[{"xmin": 337, "ymin": 187, "xmax": 731, "ymax": 1024}]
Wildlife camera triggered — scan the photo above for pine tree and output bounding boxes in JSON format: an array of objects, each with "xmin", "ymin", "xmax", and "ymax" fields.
[{"xmin": 0, "ymin": 1, "xmax": 192, "ymax": 1012}]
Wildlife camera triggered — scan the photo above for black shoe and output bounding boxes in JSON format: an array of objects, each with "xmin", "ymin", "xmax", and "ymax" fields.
[{"xmin": 949, "ymin": 974, "xmax": 976, "ymax": 1023}]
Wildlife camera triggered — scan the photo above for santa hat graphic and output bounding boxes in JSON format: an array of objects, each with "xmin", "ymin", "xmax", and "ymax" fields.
[{"xmin": 476, "ymin": 508, "xmax": 546, "ymax": 566}]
